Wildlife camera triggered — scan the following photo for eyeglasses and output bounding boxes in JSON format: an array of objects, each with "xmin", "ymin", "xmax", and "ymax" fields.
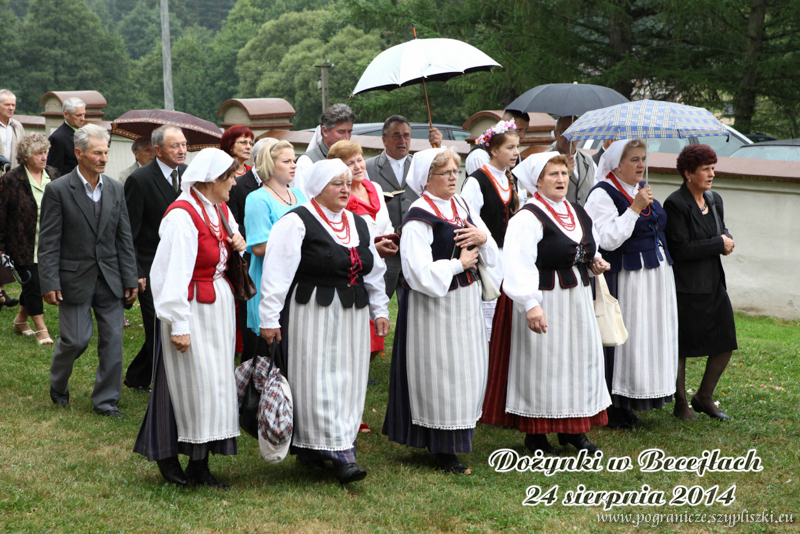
[
  {"xmin": 432, "ymin": 170, "xmax": 459, "ymax": 178},
  {"xmin": 389, "ymin": 133, "xmax": 412, "ymax": 141},
  {"xmin": 236, "ymin": 140, "xmax": 254, "ymax": 146}
]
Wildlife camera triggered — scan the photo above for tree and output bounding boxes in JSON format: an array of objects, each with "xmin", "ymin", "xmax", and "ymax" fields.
[
  {"xmin": 117, "ymin": 2, "xmax": 184, "ymax": 60},
  {"xmin": 12, "ymin": 0, "xmax": 133, "ymax": 118}
]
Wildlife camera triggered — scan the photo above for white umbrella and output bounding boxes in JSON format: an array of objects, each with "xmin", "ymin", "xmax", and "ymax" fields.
[{"xmin": 351, "ymin": 27, "xmax": 501, "ymax": 133}]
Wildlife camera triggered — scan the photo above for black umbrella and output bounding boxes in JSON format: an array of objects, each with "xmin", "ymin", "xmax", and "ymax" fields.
[{"xmin": 506, "ymin": 83, "xmax": 629, "ymax": 118}]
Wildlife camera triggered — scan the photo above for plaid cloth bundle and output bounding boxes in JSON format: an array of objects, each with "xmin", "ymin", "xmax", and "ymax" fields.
[{"xmin": 235, "ymin": 355, "xmax": 293, "ymax": 446}]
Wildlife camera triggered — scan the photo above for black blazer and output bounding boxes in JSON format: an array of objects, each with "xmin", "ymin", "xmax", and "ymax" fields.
[
  {"xmin": 226, "ymin": 169, "xmax": 260, "ymax": 242},
  {"xmin": 46, "ymin": 122, "xmax": 78, "ymax": 177},
  {"xmin": 663, "ymin": 182, "xmax": 729, "ymax": 294},
  {"xmin": 124, "ymin": 159, "xmax": 185, "ymax": 279}
]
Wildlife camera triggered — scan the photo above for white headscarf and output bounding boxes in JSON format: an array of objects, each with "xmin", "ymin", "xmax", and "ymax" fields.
[
  {"xmin": 511, "ymin": 151, "xmax": 561, "ymax": 194},
  {"xmin": 180, "ymin": 148, "xmax": 234, "ymax": 195},
  {"xmin": 595, "ymin": 139, "xmax": 631, "ymax": 183},
  {"xmin": 306, "ymin": 125, "xmax": 323, "ymax": 152},
  {"xmin": 406, "ymin": 147, "xmax": 450, "ymax": 197},
  {"xmin": 304, "ymin": 158, "xmax": 350, "ymax": 199}
]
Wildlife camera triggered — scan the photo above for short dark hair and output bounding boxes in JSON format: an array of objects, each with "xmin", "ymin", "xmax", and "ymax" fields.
[
  {"xmin": 676, "ymin": 144, "xmax": 717, "ymax": 182},
  {"xmin": 320, "ymin": 104, "xmax": 356, "ymax": 131},
  {"xmin": 382, "ymin": 115, "xmax": 410, "ymax": 136},
  {"xmin": 220, "ymin": 125, "xmax": 254, "ymax": 157},
  {"xmin": 503, "ymin": 109, "xmax": 529, "ymax": 122},
  {"xmin": 131, "ymin": 137, "xmax": 151, "ymax": 153}
]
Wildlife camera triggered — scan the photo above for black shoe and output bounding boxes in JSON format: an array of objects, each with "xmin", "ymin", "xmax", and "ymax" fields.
[
  {"xmin": 691, "ymin": 396, "xmax": 731, "ymax": 421},
  {"xmin": 524, "ymin": 433, "xmax": 556, "ymax": 455},
  {"xmin": 334, "ymin": 462, "xmax": 367, "ymax": 484},
  {"xmin": 557, "ymin": 433, "xmax": 601, "ymax": 454},
  {"xmin": 0, "ymin": 289, "xmax": 19, "ymax": 308},
  {"xmin": 156, "ymin": 457, "xmax": 188, "ymax": 486},
  {"xmin": 186, "ymin": 457, "xmax": 228, "ymax": 488},
  {"xmin": 621, "ymin": 408, "xmax": 640, "ymax": 425},
  {"xmin": 296, "ymin": 450, "xmax": 328, "ymax": 471},
  {"xmin": 123, "ymin": 378, "xmax": 152, "ymax": 394},
  {"xmin": 367, "ymin": 378, "xmax": 380, "ymax": 387},
  {"xmin": 606, "ymin": 407, "xmax": 632, "ymax": 430},
  {"xmin": 94, "ymin": 408, "xmax": 124, "ymax": 419},
  {"xmin": 49, "ymin": 386, "xmax": 69, "ymax": 407},
  {"xmin": 435, "ymin": 453, "xmax": 469, "ymax": 474}
]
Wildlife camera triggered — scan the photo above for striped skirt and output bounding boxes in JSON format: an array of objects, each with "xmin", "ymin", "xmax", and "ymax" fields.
[
  {"xmin": 405, "ymin": 282, "xmax": 489, "ymax": 429},
  {"xmin": 608, "ymin": 253, "xmax": 678, "ymax": 403},
  {"xmin": 287, "ymin": 287, "xmax": 370, "ymax": 451},
  {"xmin": 161, "ymin": 277, "xmax": 240, "ymax": 444}
]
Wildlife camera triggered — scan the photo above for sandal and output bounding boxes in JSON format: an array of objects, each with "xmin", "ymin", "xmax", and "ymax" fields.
[
  {"xmin": 359, "ymin": 422, "xmax": 371, "ymax": 433},
  {"xmin": 13, "ymin": 320, "xmax": 34, "ymax": 336},
  {"xmin": 35, "ymin": 330, "xmax": 54, "ymax": 345}
]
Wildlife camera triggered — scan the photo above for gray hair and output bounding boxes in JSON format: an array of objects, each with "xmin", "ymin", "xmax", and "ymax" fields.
[
  {"xmin": 73, "ymin": 124, "xmax": 109, "ymax": 152},
  {"xmin": 131, "ymin": 137, "xmax": 152, "ymax": 153},
  {"xmin": 382, "ymin": 115, "xmax": 410, "ymax": 136},
  {"xmin": 320, "ymin": 103, "xmax": 356, "ymax": 131},
  {"xmin": 151, "ymin": 124, "xmax": 182, "ymax": 148},
  {"xmin": 427, "ymin": 149, "xmax": 462, "ymax": 180},
  {"xmin": 16, "ymin": 133, "xmax": 50, "ymax": 165},
  {"xmin": 252, "ymin": 137, "xmax": 274, "ymax": 166},
  {"xmin": 0, "ymin": 89, "xmax": 16, "ymax": 102},
  {"xmin": 62, "ymin": 97, "xmax": 86, "ymax": 114}
]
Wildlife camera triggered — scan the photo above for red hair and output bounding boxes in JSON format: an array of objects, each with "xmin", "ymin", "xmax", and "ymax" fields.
[
  {"xmin": 676, "ymin": 144, "xmax": 717, "ymax": 182},
  {"xmin": 220, "ymin": 125, "xmax": 254, "ymax": 157}
]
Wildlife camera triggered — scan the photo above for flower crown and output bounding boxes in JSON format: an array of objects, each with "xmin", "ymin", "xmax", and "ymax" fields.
[{"xmin": 476, "ymin": 119, "xmax": 516, "ymax": 148}]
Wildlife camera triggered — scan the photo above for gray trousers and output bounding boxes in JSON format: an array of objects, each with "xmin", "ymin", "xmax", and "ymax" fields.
[{"xmin": 49, "ymin": 275, "xmax": 124, "ymax": 412}]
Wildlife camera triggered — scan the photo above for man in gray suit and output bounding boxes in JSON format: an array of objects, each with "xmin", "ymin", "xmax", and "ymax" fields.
[
  {"xmin": 554, "ymin": 115, "xmax": 597, "ymax": 206},
  {"xmin": 117, "ymin": 137, "xmax": 155, "ymax": 184},
  {"xmin": 365, "ymin": 115, "xmax": 442, "ymax": 298},
  {"xmin": 0, "ymin": 89, "xmax": 25, "ymax": 171},
  {"xmin": 38, "ymin": 124, "xmax": 138, "ymax": 417}
]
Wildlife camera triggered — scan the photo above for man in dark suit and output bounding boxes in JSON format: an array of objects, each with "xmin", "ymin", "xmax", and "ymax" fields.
[
  {"xmin": 365, "ymin": 115, "xmax": 442, "ymax": 298},
  {"xmin": 592, "ymin": 139, "xmax": 614, "ymax": 166},
  {"xmin": 123, "ymin": 125, "xmax": 187, "ymax": 392},
  {"xmin": 38, "ymin": 124, "xmax": 138, "ymax": 417},
  {"xmin": 46, "ymin": 97, "xmax": 86, "ymax": 176},
  {"xmin": 226, "ymin": 137, "xmax": 270, "ymax": 362}
]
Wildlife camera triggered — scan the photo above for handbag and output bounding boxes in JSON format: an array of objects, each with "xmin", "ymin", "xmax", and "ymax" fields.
[
  {"xmin": 216, "ymin": 205, "xmax": 257, "ymax": 301},
  {"xmin": 594, "ymin": 272, "xmax": 628, "ymax": 347},
  {"xmin": 235, "ymin": 340, "xmax": 294, "ymax": 463}
]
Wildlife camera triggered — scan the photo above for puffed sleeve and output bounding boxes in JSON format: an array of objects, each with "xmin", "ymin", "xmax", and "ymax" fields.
[
  {"xmin": 370, "ymin": 181, "xmax": 395, "ymax": 236},
  {"xmin": 244, "ymin": 191, "xmax": 274, "ymax": 251},
  {"xmin": 258, "ymin": 212, "xmax": 305, "ymax": 329},
  {"xmin": 584, "ymin": 187, "xmax": 638, "ymax": 251},
  {"xmin": 363, "ymin": 237, "xmax": 389, "ymax": 320},
  {"xmin": 151, "ymin": 208, "xmax": 198, "ymax": 336},
  {"xmin": 460, "ymin": 176, "xmax": 484, "ymax": 215},
  {"xmin": 502, "ymin": 209, "xmax": 544, "ymax": 313}
]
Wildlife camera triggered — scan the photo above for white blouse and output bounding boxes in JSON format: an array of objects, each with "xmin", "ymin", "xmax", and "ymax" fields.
[
  {"xmin": 258, "ymin": 201, "xmax": 390, "ymax": 329},
  {"xmin": 503, "ymin": 195, "xmax": 602, "ymax": 314},
  {"xmin": 151, "ymin": 187, "xmax": 241, "ymax": 336},
  {"xmin": 583, "ymin": 174, "xmax": 640, "ymax": 251},
  {"xmin": 461, "ymin": 162, "xmax": 511, "ymax": 215},
  {"xmin": 400, "ymin": 193, "xmax": 499, "ymax": 299}
]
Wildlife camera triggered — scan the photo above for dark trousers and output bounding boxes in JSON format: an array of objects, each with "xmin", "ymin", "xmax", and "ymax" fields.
[
  {"xmin": 19, "ymin": 264, "xmax": 44, "ymax": 316},
  {"xmin": 125, "ymin": 278, "xmax": 155, "ymax": 387}
]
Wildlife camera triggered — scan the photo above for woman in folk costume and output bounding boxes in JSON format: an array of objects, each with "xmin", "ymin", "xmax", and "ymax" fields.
[
  {"xmin": 482, "ymin": 152, "xmax": 611, "ymax": 454},
  {"xmin": 134, "ymin": 148, "xmax": 245, "ymax": 488},
  {"xmin": 461, "ymin": 120, "xmax": 521, "ymax": 338},
  {"xmin": 259, "ymin": 159, "xmax": 390, "ymax": 485},
  {"xmin": 584, "ymin": 139, "xmax": 679, "ymax": 429},
  {"xmin": 383, "ymin": 147, "xmax": 499, "ymax": 474}
]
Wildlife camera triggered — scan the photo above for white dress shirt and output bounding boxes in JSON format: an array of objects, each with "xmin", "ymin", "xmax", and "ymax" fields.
[{"xmin": 76, "ymin": 168, "xmax": 104, "ymax": 202}]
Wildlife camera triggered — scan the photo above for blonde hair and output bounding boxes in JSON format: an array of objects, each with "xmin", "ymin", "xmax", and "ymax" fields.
[
  {"xmin": 256, "ymin": 139, "xmax": 293, "ymax": 180},
  {"xmin": 619, "ymin": 138, "xmax": 647, "ymax": 162}
]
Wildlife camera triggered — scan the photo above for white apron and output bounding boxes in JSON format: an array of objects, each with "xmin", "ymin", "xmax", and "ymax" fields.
[{"xmin": 406, "ymin": 282, "xmax": 489, "ymax": 429}]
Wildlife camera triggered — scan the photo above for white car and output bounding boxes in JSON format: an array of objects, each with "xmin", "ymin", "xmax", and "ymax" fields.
[{"xmin": 577, "ymin": 124, "xmax": 752, "ymax": 157}]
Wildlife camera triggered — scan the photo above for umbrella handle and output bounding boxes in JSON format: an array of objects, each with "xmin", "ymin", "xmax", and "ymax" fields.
[{"xmin": 421, "ymin": 78, "xmax": 438, "ymax": 147}]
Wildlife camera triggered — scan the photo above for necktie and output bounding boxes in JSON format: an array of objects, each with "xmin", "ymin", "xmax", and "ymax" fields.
[{"xmin": 171, "ymin": 169, "xmax": 179, "ymax": 192}]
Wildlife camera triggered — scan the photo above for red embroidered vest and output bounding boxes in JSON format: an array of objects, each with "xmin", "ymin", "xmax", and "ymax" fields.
[{"xmin": 163, "ymin": 200, "xmax": 232, "ymax": 303}]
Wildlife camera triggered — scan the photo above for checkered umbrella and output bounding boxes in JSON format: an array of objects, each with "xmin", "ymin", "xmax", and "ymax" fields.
[{"xmin": 561, "ymin": 99, "xmax": 728, "ymax": 142}]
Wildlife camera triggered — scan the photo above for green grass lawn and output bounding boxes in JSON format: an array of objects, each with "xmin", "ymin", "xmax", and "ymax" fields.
[{"xmin": 0, "ymin": 281, "xmax": 798, "ymax": 533}]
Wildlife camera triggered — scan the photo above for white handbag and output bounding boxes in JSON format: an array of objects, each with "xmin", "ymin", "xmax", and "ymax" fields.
[
  {"xmin": 594, "ymin": 272, "xmax": 628, "ymax": 347},
  {"xmin": 477, "ymin": 260, "xmax": 501, "ymax": 301}
]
